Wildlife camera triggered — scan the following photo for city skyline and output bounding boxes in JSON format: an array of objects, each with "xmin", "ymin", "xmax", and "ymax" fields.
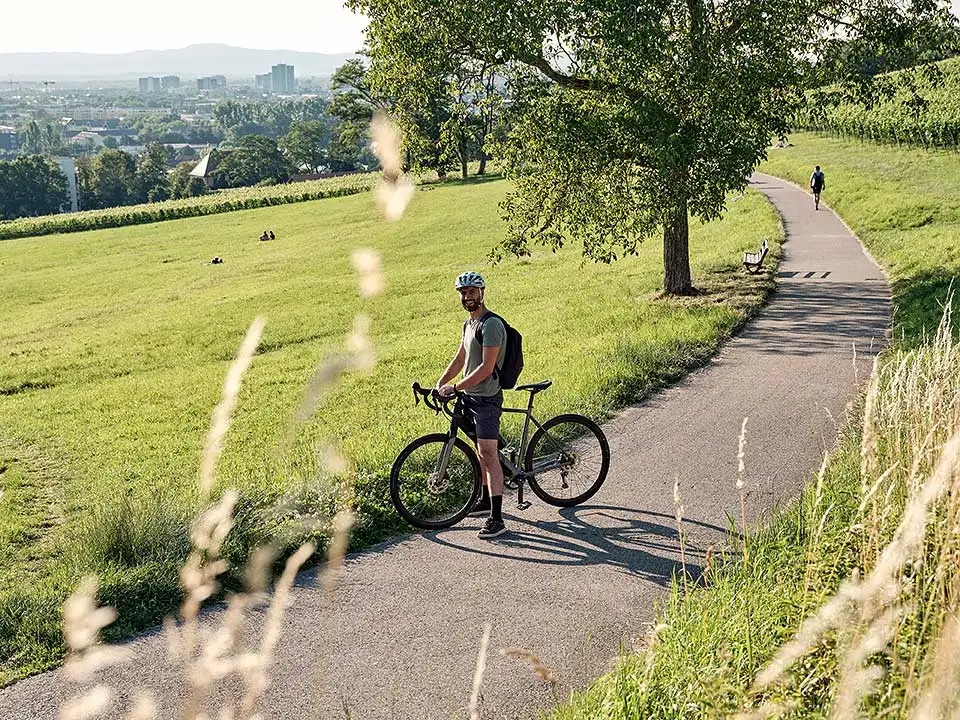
[{"xmin": 4, "ymin": 0, "xmax": 367, "ymax": 55}]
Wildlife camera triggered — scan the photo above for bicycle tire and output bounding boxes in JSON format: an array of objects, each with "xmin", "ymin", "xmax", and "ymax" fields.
[
  {"xmin": 390, "ymin": 433, "xmax": 482, "ymax": 529},
  {"xmin": 525, "ymin": 414, "xmax": 610, "ymax": 507}
]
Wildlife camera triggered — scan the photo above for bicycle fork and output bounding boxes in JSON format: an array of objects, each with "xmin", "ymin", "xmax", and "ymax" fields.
[{"xmin": 431, "ymin": 436, "xmax": 458, "ymax": 490}]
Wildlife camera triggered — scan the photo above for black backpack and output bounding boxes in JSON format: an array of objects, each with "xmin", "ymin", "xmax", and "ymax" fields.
[{"xmin": 471, "ymin": 312, "xmax": 524, "ymax": 390}]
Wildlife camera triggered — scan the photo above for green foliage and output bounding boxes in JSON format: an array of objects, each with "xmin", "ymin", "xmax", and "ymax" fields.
[
  {"xmin": 279, "ymin": 120, "xmax": 330, "ymax": 173},
  {"xmin": 0, "ymin": 155, "xmax": 68, "ymax": 220},
  {"xmin": 352, "ymin": 0, "xmax": 956, "ymax": 295},
  {"xmin": 213, "ymin": 98, "xmax": 328, "ymax": 141},
  {"xmin": 134, "ymin": 142, "xmax": 172, "ymax": 203},
  {"xmin": 169, "ymin": 161, "xmax": 208, "ymax": 200},
  {"xmin": 81, "ymin": 149, "xmax": 137, "ymax": 209},
  {"xmin": 327, "ymin": 58, "xmax": 387, "ymax": 171},
  {"xmin": 795, "ymin": 57, "xmax": 960, "ymax": 149},
  {"xmin": 0, "ymin": 179, "xmax": 780, "ymax": 683},
  {"xmin": 16, "ymin": 120, "xmax": 63, "ymax": 157},
  {"xmin": 211, "ymin": 135, "xmax": 293, "ymax": 188}
]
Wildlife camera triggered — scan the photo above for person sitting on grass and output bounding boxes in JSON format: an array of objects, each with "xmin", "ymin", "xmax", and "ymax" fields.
[
  {"xmin": 259, "ymin": 230, "xmax": 270, "ymax": 241},
  {"xmin": 269, "ymin": 230, "xmax": 275, "ymax": 240}
]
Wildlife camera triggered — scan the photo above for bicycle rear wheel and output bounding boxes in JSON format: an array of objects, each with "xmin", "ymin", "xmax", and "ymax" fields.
[
  {"xmin": 525, "ymin": 414, "xmax": 610, "ymax": 507},
  {"xmin": 390, "ymin": 433, "xmax": 482, "ymax": 529}
]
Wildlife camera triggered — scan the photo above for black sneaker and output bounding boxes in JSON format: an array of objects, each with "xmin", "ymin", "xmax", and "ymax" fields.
[
  {"xmin": 468, "ymin": 497, "xmax": 492, "ymax": 517},
  {"xmin": 478, "ymin": 517, "xmax": 507, "ymax": 539}
]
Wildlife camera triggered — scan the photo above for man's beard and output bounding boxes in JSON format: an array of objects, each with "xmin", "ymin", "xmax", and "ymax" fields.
[{"xmin": 461, "ymin": 298, "xmax": 480, "ymax": 312}]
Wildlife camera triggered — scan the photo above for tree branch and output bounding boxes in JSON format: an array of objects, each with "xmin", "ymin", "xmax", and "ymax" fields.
[
  {"xmin": 526, "ymin": 56, "xmax": 605, "ymax": 91},
  {"xmin": 814, "ymin": 10, "xmax": 858, "ymax": 28}
]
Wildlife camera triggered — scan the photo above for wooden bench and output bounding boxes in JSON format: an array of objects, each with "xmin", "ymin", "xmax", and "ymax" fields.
[{"xmin": 743, "ymin": 239, "xmax": 769, "ymax": 274}]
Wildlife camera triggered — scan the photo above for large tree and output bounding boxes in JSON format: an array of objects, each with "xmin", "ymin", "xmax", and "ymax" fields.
[
  {"xmin": 212, "ymin": 135, "xmax": 293, "ymax": 188},
  {"xmin": 280, "ymin": 120, "xmax": 330, "ymax": 173},
  {"xmin": 0, "ymin": 156, "xmax": 68, "ymax": 220},
  {"xmin": 17, "ymin": 121, "xmax": 63, "ymax": 157},
  {"xmin": 352, "ymin": 0, "xmax": 956, "ymax": 294},
  {"xmin": 328, "ymin": 58, "xmax": 390, "ymax": 170},
  {"xmin": 133, "ymin": 142, "xmax": 172, "ymax": 203},
  {"xmin": 82, "ymin": 150, "xmax": 137, "ymax": 209}
]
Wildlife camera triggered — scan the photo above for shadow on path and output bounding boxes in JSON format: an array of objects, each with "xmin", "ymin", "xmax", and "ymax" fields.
[{"xmin": 420, "ymin": 505, "xmax": 731, "ymax": 588}]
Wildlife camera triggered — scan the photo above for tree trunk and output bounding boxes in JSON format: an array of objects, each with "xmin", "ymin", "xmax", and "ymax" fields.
[
  {"xmin": 478, "ymin": 153, "xmax": 487, "ymax": 175},
  {"xmin": 459, "ymin": 139, "xmax": 468, "ymax": 180},
  {"xmin": 663, "ymin": 201, "xmax": 693, "ymax": 295}
]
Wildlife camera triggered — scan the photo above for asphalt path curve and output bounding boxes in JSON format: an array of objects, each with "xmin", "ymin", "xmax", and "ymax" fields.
[{"xmin": 0, "ymin": 173, "xmax": 892, "ymax": 720}]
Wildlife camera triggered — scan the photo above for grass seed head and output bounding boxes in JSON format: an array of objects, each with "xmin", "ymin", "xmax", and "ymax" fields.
[
  {"xmin": 199, "ymin": 317, "xmax": 265, "ymax": 498},
  {"xmin": 501, "ymin": 647, "xmax": 556, "ymax": 685},
  {"xmin": 60, "ymin": 685, "xmax": 114, "ymax": 720},
  {"xmin": 468, "ymin": 623, "xmax": 493, "ymax": 720}
]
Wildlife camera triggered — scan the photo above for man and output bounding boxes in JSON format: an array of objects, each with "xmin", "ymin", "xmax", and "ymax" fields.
[
  {"xmin": 810, "ymin": 165, "xmax": 826, "ymax": 210},
  {"xmin": 437, "ymin": 271, "xmax": 508, "ymax": 539}
]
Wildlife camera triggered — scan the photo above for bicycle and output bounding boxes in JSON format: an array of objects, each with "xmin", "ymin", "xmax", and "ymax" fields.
[{"xmin": 390, "ymin": 380, "xmax": 611, "ymax": 530}]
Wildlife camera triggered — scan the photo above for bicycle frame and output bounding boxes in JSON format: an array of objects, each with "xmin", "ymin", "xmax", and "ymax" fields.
[{"xmin": 416, "ymin": 384, "xmax": 569, "ymax": 509}]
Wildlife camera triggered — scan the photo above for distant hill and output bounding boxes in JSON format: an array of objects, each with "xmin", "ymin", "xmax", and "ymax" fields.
[{"xmin": 0, "ymin": 44, "xmax": 356, "ymax": 81}]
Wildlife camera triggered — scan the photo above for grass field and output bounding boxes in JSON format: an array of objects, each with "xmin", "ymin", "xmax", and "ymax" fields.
[
  {"xmin": 0, "ymin": 175, "xmax": 780, "ymax": 684},
  {"xmin": 550, "ymin": 133, "xmax": 960, "ymax": 719}
]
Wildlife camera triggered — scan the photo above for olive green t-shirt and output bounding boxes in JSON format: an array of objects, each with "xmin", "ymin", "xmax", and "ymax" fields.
[{"xmin": 462, "ymin": 312, "xmax": 506, "ymax": 397}]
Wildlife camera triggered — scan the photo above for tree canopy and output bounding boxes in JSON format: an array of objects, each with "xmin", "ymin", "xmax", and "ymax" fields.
[
  {"xmin": 0, "ymin": 156, "xmax": 68, "ymax": 220},
  {"xmin": 351, "ymin": 0, "xmax": 957, "ymax": 294}
]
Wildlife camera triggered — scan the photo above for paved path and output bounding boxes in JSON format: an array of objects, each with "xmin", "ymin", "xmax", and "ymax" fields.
[{"xmin": 0, "ymin": 174, "xmax": 891, "ymax": 720}]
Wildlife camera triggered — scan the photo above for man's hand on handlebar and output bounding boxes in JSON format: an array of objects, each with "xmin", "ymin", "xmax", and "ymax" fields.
[{"xmin": 438, "ymin": 382, "xmax": 458, "ymax": 397}]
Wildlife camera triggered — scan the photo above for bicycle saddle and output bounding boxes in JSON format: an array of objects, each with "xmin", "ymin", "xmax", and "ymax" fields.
[{"xmin": 515, "ymin": 380, "xmax": 552, "ymax": 393}]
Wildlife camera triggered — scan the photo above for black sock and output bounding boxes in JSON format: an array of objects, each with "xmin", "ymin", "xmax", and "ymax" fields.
[
  {"xmin": 480, "ymin": 485, "xmax": 490, "ymax": 502},
  {"xmin": 491, "ymin": 495, "xmax": 503, "ymax": 522}
]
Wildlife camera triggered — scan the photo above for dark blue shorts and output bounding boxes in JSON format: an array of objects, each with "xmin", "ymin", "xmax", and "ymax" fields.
[{"xmin": 456, "ymin": 392, "xmax": 503, "ymax": 440}]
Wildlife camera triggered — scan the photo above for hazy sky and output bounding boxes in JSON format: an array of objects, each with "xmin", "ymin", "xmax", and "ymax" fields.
[
  {"xmin": 4, "ymin": 0, "xmax": 959, "ymax": 54},
  {"xmin": 4, "ymin": 0, "xmax": 368, "ymax": 54}
]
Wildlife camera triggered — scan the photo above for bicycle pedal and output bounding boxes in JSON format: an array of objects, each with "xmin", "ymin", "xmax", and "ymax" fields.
[{"xmin": 516, "ymin": 501, "xmax": 532, "ymax": 511}]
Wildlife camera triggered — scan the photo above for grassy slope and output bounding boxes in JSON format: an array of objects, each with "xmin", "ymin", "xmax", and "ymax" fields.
[
  {"xmin": 550, "ymin": 133, "xmax": 960, "ymax": 719},
  {"xmin": 0, "ymin": 177, "xmax": 780, "ymax": 684}
]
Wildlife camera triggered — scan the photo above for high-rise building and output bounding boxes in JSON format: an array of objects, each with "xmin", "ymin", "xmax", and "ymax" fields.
[
  {"xmin": 138, "ymin": 76, "xmax": 162, "ymax": 92},
  {"xmin": 197, "ymin": 75, "xmax": 226, "ymax": 90},
  {"xmin": 271, "ymin": 64, "xmax": 295, "ymax": 94},
  {"xmin": 255, "ymin": 73, "xmax": 272, "ymax": 92},
  {"xmin": 161, "ymin": 75, "xmax": 181, "ymax": 90}
]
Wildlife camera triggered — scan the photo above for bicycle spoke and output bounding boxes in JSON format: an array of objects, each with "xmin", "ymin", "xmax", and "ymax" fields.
[
  {"xmin": 391, "ymin": 435, "xmax": 479, "ymax": 528},
  {"xmin": 525, "ymin": 415, "xmax": 610, "ymax": 506}
]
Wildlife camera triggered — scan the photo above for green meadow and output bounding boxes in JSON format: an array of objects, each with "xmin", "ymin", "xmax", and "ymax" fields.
[{"xmin": 0, "ymin": 175, "xmax": 780, "ymax": 684}]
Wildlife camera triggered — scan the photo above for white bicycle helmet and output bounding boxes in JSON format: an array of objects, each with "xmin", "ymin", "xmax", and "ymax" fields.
[{"xmin": 454, "ymin": 271, "xmax": 485, "ymax": 290}]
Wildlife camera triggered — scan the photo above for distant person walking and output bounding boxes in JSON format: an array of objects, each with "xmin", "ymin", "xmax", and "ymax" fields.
[
  {"xmin": 810, "ymin": 165, "xmax": 826, "ymax": 210},
  {"xmin": 436, "ymin": 271, "xmax": 508, "ymax": 539}
]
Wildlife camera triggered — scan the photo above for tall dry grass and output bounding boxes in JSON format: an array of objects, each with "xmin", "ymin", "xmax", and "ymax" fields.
[{"xmin": 739, "ymin": 302, "xmax": 960, "ymax": 718}]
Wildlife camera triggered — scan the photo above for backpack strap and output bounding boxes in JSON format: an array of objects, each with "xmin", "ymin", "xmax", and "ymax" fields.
[
  {"xmin": 473, "ymin": 311, "xmax": 501, "ymax": 380},
  {"xmin": 474, "ymin": 311, "xmax": 495, "ymax": 344}
]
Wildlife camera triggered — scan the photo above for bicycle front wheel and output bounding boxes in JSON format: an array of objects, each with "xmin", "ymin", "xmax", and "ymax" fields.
[
  {"xmin": 525, "ymin": 414, "xmax": 610, "ymax": 507},
  {"xmin": 390, "ymin": 433, "xmax": 482, "ymax": 530}
]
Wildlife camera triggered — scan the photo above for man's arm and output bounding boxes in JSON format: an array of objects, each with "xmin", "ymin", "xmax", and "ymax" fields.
[
  {"xmin": 437, "ymin": 345, "xmax": 466, "ymax": 389},
  {"xmin": 452, "ymin": 346, "xmax": 500, "ymax": 392}
]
